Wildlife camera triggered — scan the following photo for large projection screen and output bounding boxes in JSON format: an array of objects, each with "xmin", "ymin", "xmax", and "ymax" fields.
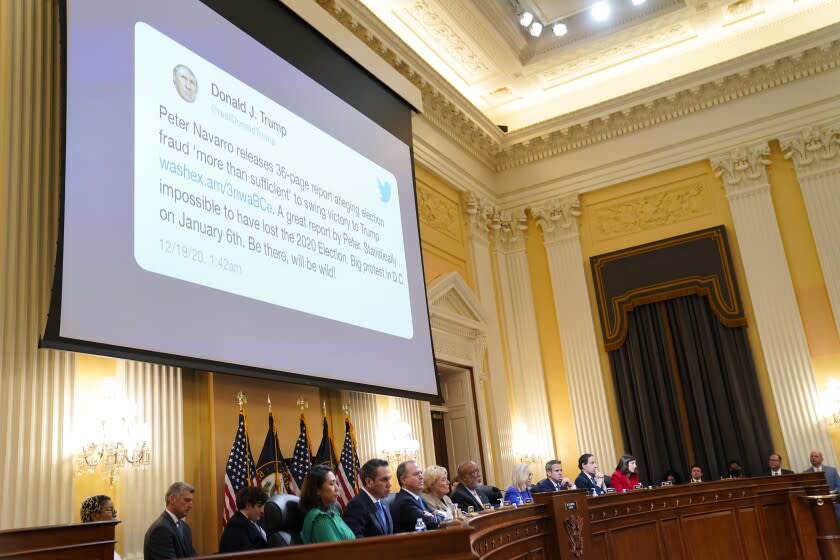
[{"xmin": 43, "ymin": 0, "xmax": 439, "ymax": 399}]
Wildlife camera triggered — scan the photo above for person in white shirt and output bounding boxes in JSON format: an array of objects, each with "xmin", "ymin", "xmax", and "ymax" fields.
[{"xmin": 767, "ymin": 453, "xmax": 793, "ymax": 476}]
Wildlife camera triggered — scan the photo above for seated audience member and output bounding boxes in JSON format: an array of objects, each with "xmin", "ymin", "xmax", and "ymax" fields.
[
  {"xmin": 689, "ymin": 464, "xmax": 704, "ymax": 483},
  {"xmin": 724, "ymin": 460, "xmax": 745, "ymax": 479},
  {"xmin": 342, "ymin": 458, "xmax": 394, "ymax": 537},
  {"xmin": 611, "ymin": 454, "xmax": 641, "ymax": 492},
  {"xmin": 81, "ymin": 495, "xmax": 121, "ymax": 560},
  {"xmin": 451, "ymin": 461, "xmax": 492, "ymax": 512},
  {"xmin": 575, "ymin": 453, "xmax": 607, "ymax": 495},
  {"xmin": 767, "ymin": 453, "xmax": 793, "ymax": 476},
  {"xmin": 421, "ymin": 465, "xmax": 454, "ymax": 519},
  {"xmin": 391, "ymin": 460, "xmax": 440, "ymax": 532},
  {"xmin": 218, "ymin": 486, "xmax": 269, "ymax": 553},
  {"xmin": 533, "ymin": 459, "xmax": 575, "ymax": 493},
  {"xmin": 300, "ymin": 464, "xmax": 356, "ymax": 544},
  {"xmin": 503, "ymin": 463, "xmax": 534, "ymax": 506},
  {"xmin": 662, "ymin": 470, "xmax": 681, "ymax": 485},
  {"xmin": 143, "ymin": 481, "xmax": 198, "ymax": 559}
]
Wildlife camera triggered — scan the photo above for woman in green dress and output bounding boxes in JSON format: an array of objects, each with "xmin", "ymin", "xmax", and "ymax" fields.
[{"xmin": 300, "ymin": 464, "xmax": 356, "ymax": 544}]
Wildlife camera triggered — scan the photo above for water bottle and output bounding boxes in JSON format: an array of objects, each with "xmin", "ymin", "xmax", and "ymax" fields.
[{"xmin": 414, "ymin": 517, "xmax": 426, "ymax": 532}]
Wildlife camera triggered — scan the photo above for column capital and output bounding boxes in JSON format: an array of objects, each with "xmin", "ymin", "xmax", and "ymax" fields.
[
  {"xmin": 464, "ymin": 192, "xmax": 496, "ymax": 243},
  {"xmin": 532, "ymin": 195, "xmax": 582, "ymax": 244},
  {"xmin": 710, "ymin": 142, "xmax": 771, "ymax": 199},
  {"xmin": 780, "ymin": 123, "xmax": 840, "ymax": 178},
  {"xmin": 490, "ymin": 209, "xmax": 528, "ymax": 253}
]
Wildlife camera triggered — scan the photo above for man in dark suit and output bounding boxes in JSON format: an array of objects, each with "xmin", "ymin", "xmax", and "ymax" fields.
[
  {"xmin": 574, "ymin": 453, "xmax": 607, "ymax": 495},
  {"xmin": 533, "ymin": 459, "xmax": 575, "ymax": 493},
  {"xmin": 390, "ymin": 460, "xmax": 440, "ymax": 532},
  {"xmin": 342, "ymin": 458, "xmax": 394, "ymax": 538},
  {"xmin": 143, "ymin": 481, "xmax": 198, "ymax": 559},
  {"xmin": 218, "ymin": 486, "xmax": 269, "ymax": 553},
  {"xmin": 451, "ymin": 461, "xmax": 491, "ymax": 513},
  {"xmin": 767, "ymin": 453, "xmax": 794, "ymax": 476}
]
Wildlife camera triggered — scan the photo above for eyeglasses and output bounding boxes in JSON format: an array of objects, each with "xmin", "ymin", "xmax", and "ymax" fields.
[{"xmin": 101, "ymin": 507, "xmax": 117, "ymax": 517}]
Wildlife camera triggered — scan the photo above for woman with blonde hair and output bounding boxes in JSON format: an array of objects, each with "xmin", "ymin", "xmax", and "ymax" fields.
[
  {"xmin": 503, "ymin": 463, "xmax": 533, "ymax": 506},
  {"xmin": 421, "ymin": 465, "xmax": 454, "ymax": 519}
]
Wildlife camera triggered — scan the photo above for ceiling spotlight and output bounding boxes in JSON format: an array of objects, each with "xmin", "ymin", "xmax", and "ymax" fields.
[
  {"xmin": 552, "ymin": 22, "xmax": 568, "ymax": 36},
  {"xmin": 519, "ymin": 11, "xmax": 534, "ymax": 27},
  {"xmin": 632, "ymin": 0, "xmax": 646, "ymax": 5},
  {"xmin": 529, "ymin": 21, "xmax": 543, "ymax": 37},
  {"xmin": 591, "ymin": 1, "xmax": 611, "ymax": 21}
]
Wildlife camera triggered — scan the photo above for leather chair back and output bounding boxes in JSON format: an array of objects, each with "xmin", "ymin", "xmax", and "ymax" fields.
[{"xmin": 263, "ymin": 493, "xmax": 304, "ymax": 547}]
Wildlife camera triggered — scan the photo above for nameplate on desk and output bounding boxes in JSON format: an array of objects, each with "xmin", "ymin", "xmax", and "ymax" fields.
[
  {"xmin": 565, "ymin": 502, "xmax": 577, "ymax": 510},
  {"xmin": 605, "ymin": 488, "xmax": 616, "ymax": 493},
  {"xmin": 524, "ymin": 498, "xmax": 534, "ymax": 504}
]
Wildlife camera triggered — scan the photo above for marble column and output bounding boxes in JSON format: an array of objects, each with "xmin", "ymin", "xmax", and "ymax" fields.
[
  {"xmin": 780, "ymin": 123, "xmax": 840, "ymax": 339},
  {"xmin": 711, "ymin": 142, "xmax": 835, "ymax": 470},
  {"xmin": 533, "ymin": 196, "xmax": 618, "ymax": 466},
  {"xmin": 489, "ymin": 208, "xmax": 555, "ymax": 465},
  {"xmin": 464, "ymin": 194, "xmax": 514, "ymax": 483}
]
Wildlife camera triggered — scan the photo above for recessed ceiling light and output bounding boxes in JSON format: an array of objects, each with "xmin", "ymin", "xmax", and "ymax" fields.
[
  {"xmin": 592, "ymin": 1, "xmax": 611, "ymax": 21},
  {"xmin": 553, "ymin": 22, "xmax": 568, "ymax": 36},
  {"xmin": 529, "ymin": 21, "xmax": 543, "ymax": 37},
  {"xmin": 519, "ymin": 11, "xmax": 534, "ymax": 27}
]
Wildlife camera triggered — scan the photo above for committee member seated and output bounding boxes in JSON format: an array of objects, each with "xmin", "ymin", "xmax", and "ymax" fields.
[
  {"xmin": 503, "ymin": 463, "xmax": 534, "ymax": 506},
  {"xmin": 611, "ymin": 454, "xmax": 641, "ymax": 492},
  {"xmin": 300, "ymin": 464, "xmax": 356, "ymax": 544},
  {"xmin": 143, "ymin": 481, "xmax": 197, "ymax": 559},
  {"xmin": 533, "ymin": 459, "xmax": 574, "ymax": 493},
  {"xmin": 723, "ymin": 459, "xmax": 745, "ymax": 479},
  {"xmin": 218, "ymin": 486, "xmax": 269, "ymax": 553},
  {"xmin": 451, "ymin": 461, "xmax": 492, "ymax": 512},
  {"xmin": 575, "ymin": 454, "xmax": 607, "ymax": 495},
  {"xmin": 421, "ymin": 465, "xmax": 454, "ymax": 519},
  {"xmin": 688, "ymin": 464, "xmax": 704, "ymax": 483},
  {"xmin": 390, "ymin": 461, "xmax": 440, "ymax": 532},
  {"xmin": 662, "ymin": 470, "xmax": 681, "ymax": 485},
  {"xmin": 81, "ymin": 495, "xmax": 121, "ymax": 560},
  {"xmin": 342, "ymin": 458, "xmax": 394, "ymax": 537},
  {"xmin": 766, "ymin": 453, "xmax": 793, "ymax": 476}
]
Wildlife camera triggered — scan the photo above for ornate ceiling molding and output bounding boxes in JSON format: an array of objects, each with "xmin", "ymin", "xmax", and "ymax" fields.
[
  {"xmin": 317, "ymin": 1, "xmax": 840, "ymax": 175},
  {"xmin": 464, "ymin": 193, "xmax": 498, "ymax": 242},
  {"xmin": 490, "ymin": 209, "xmax": 529, "ymax": 253}
]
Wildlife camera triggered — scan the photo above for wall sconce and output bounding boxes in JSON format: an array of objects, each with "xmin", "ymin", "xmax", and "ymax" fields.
[
  {"xmin": 74, "ymin": 377, "xmax": 151, "ymax": 486},
  {"xmin": 512, "ymin": 422, "xmax": 540, "ymax": 465},
  {"xmin": 819, "ymin": 379, "xmax": 840, "ymax": 426},
  {"xmin": 378, "ymin": 409, "xmax": 419, "ymax": 466}
]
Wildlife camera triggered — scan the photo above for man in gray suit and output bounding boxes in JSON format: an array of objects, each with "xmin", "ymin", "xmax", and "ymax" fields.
[
  {"xmin": 144, "ymin": 482, "xmax": 198, "ymax": 559},
  {"xmin": 804, "ymin": 450, "xmax": 840, "ymax": 519}
]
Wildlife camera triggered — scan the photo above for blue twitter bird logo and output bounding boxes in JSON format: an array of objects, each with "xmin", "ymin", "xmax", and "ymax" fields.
[{"xmin": 377, "ymin": 179, "xmax": 392, "ymax": 203}]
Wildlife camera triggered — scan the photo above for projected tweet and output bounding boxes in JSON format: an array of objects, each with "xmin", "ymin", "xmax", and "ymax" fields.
[{"xmin": 134, "ymin": 23, "xmax": 413, "ymax": 338}]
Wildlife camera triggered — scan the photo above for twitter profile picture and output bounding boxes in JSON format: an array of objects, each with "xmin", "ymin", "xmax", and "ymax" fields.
[
  {"xmin": 173, "ymin": 64, "xmax": 198, "ymax": 103},
  {"xmin": 377, "ymin": 179, "xmax": 391, "ymax": 203}
]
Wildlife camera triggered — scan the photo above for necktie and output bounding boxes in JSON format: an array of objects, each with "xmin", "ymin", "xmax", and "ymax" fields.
[
  {"xmin": 176, "ymin": 520, "xmax": 185, "ymax": 541},
  {"xmin": 555, "ymin": 482, "xmax": 561, "ymax": 491},
  {"xmin": 375, "ymin": 501, "xmax": 388, "ymax": 533},
  {"xmin": 417, "ymin": 496, "xmax": 428, "ymax": 511}
]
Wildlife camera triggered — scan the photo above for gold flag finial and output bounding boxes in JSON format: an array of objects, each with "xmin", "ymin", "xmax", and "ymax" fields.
[
  {"xmin": 237, "ymin": 392, "xmax": 247, "ymax": 410},
  {"xmin": 297, "ymin": 397, "xmax": 308, "ymax": 411},
  {"xmin": 267, "ymin": 394, "xmax": 272, "ymax": 412},
  {"xmin": 342, "ymin": 403, "xmax": 350, "ymax": 416},
  {"xmin": 322, "ymin": 400, "xmax": 327, "ymax": 417}
]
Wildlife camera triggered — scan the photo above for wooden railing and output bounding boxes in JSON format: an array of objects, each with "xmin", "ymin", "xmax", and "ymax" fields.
[
  {"xmin": 0, "ymin": 520, "xmax": 118, "ymax": 559},
  {"xmin": 1, "ymin": 474, "xmax": 836, "ymax": 559}
]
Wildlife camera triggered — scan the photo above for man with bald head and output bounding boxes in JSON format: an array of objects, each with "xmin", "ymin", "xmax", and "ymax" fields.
[
  {"xmin": 451, "ymin": 461, "xmax": 492, "ymax": 513},
  {"xmin": 804, "ymin": 450, "xmax": 840, "ymax": 519}
]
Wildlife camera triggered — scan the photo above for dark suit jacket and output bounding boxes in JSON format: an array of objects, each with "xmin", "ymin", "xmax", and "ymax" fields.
[
  {"xmin": 341, "ymin": 491, "xmax": 393, "ymax": 538},
  {"xmin": 218, "ymin": 510, "xmax": 268, "ymax": 553},
  {"xmin": 390, "ymin": 489, "xmax": 440, "ymax": 533},
  {"xmin": 451, "ymin": 484, "xmax": 490, "ymax": 512},
  {"xmin": 532, "ymin": 477, "xmax": 570, "ymax": 493},
  {"xmin": 143, "ymin": 511, "xmax": 197, "ymax": 559},
  {"xmin": 767, "ymin": 469, "xmax": 794, "ymax": 476},
  {"xmin": 575, "ymin": 473, "xmax": 605, "ymax": 495}
]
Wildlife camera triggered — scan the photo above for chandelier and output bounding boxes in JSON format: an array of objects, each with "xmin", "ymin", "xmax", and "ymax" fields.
[
  {"xmin": 379, "ymin": 409, "xmax": 420, "ymax": 466},
  {"xmin": 75, "ymin": 377, "xmax": 152, "ymax": 486}
]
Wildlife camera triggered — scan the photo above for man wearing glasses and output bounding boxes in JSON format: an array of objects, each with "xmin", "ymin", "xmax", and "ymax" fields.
[{"xmin": 451, "ymin": 461, "xmax": 492, "ymax": 513}]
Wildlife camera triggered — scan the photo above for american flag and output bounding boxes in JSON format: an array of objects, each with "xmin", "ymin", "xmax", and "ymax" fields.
[
  {"xmin": 336, "ymin": 416, "xmax": 361, "ymax": 508},
  {"xmin": 223, "ymin": 411, "xmax": 258, "ymax": 524},
  {"xmin": 288, "ymin": 414, "xmax": 312, "ymax": 495}
]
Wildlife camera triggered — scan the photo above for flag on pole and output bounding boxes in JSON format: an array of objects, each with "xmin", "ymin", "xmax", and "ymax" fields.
[
  {"xmin": 288, "ymin": 413, "xmax": 312, "ymax": 495},
  {"xmin": 313, "ymin": 416, "xmax": 338, "ymax": 469},
  {"xmin": 256, "ymin": 410, "xmax": 290, "ymax": 496},
  {"xmin": 223, "ymin": 410, "xmax": 258, "ymax": 525},
  {"xmin": 336, "ymin": 416, "xmax": 361, "ymax": 507}
]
